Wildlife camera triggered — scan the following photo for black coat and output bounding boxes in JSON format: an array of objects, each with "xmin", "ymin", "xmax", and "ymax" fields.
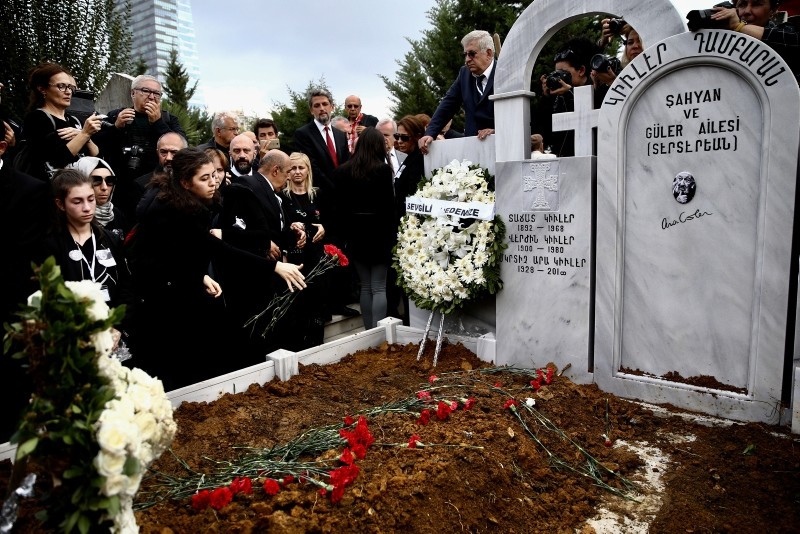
[{"xmin": 334, "ymin": 161, "xmax": 397, "ymax": 264}]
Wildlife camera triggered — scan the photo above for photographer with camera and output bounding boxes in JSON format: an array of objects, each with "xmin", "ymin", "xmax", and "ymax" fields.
[
  {"xmin": 534, "ymin": 37, "xmax": 597, "ymax": 157},
  {"xmin": 93, "ymin": 74, "xmax": 186, "ymax": 222},
  {"xmin": 593, "ymin": 18, "xmax": 644, "ymax": 88},
  {"xmin": 689, "ymin": 1, "xmax": 799, "ymax": 84}
]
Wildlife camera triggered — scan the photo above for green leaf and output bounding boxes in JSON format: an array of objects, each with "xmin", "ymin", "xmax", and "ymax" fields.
[
  {"xmin": 78, "ymin": 514, "xmax": 91, "ymax": 534},
  {"xmin": 15, "ymin": 437, "xmax": 38, "ymax": 460},
  {"xmin": 63, "ymin": 466, "xmax": 84, "ymax": 479},
  {"xmin": 742, "ymin": 443, "xmax": 756, "ymax": 455}
]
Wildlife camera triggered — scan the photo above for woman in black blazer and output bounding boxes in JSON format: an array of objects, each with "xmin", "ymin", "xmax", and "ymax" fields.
[{"xmin": 333, "ymin": 128, "xmax": 397, "ymax": 329}]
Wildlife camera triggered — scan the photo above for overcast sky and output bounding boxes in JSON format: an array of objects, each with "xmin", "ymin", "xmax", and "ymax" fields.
[{"xmin": 190, "ymin": 0, "xmax": 696, "ymax": 120}]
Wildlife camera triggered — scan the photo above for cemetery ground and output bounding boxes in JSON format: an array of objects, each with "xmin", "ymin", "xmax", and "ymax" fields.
[{"xmin": 2, "ymin": 342, "xmax": 799, "ymax": 533}]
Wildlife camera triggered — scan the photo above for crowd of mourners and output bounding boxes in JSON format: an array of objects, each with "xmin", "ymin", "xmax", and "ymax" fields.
[{"xmin": 1, "ymin": 3, "xmax": 798, "ymax": 441}]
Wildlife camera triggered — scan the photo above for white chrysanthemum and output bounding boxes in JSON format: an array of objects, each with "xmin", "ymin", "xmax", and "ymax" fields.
[{"xmin": 394, "ymin": 159, "xmax": 500, "ymax": 308}]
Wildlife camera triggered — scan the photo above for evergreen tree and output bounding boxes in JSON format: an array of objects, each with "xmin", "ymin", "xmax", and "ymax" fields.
[
  {"xmin": 270, "ymin": 77, "xmax": 343, "ymax": 143},
  {"xmin": 162, "ymin": 48, "xmax": 197, "ymax": 110},
  {"xmin": 133, "ymin": 57, "xmax": 149, "ymax": 76},
  {"xmin": 0, "ymin": 0, "xmax": 132, "ymax": 119}
]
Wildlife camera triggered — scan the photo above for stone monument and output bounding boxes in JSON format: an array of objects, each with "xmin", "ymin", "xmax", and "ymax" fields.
[
  {"xmin": 490, "ymin": 0, "xmax": 685, "ymax": 383},
  {"xmin": 594, "ymin": 29, "xmax": 800, "ymax": 423}
]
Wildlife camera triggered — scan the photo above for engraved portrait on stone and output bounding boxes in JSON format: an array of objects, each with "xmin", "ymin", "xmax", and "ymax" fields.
[{"xmin": 672, "ymin": 171, "xmax": 696, "ymax": 204}]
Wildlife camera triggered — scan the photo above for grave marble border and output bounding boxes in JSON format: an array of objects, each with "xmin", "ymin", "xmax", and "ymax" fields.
[{"xmin": 595, "ymin": 30, "xmax": 800, "ymax": 423}]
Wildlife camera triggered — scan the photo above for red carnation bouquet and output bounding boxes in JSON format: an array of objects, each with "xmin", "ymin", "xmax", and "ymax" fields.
[{"xmin": 245, "ymin": 244, "xmax": 349, "ymax": 337}]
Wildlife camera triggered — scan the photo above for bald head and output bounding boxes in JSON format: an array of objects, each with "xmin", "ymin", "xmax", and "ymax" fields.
[
  {"xmin": 156, "ymin": 132, "xmax": 187, "ymax": 168},
  {"xmin": 258, "ymin": 149, "xmax": 290, "ymax": 190},
  {"xmin": 230, "ymin": 133, "xmax": 256, "ymax": 174},
  {"xmin": 344, "ymin": 94, "xmax": 363, "ymax": 120}
]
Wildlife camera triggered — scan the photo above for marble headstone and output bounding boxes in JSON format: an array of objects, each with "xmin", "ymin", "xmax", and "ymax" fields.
[
  {"xmin": 95, "ymin": 72, "xmax": 135, "ymax": 115},
  {"xmin": 595, "ymin": 30, "xmax": 800, "ymax": 423},
  {"xmin": 495, "ymin": 157, "xmax": 594, "ymax": 383}
]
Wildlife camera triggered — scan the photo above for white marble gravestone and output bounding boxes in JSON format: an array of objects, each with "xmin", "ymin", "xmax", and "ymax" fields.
[
  {"xmin": 490, "ymin": 0, "xmax": 685, "ymax": 382},
  {"xmin": 495, "ymin": 157, "xmax": 594, "ymax": 382},
  {"xmin": 594, "ymin": 30, "xmax": 800, "ymax": 423},
  {"xmin": 95, "ymin": 73, "xmax": 135, "ymax": 115}
]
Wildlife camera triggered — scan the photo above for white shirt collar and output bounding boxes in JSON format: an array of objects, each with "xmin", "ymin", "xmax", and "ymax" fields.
[{"xmin": 475, "ymin": 60, "xmax": 494, "ymax": 82}]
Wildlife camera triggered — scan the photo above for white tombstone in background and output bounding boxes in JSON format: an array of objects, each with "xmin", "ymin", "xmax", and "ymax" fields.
[
  {"xmin": 490, "ymin": 0, "xmax": 685, "ymax": 382},
  {"xmin": 594, "ymin": 30, "xmax": 800, "ymax": 423},
  {"xmin": 95, "ymin": 73, "xmax": 134, "ymax": 114}
]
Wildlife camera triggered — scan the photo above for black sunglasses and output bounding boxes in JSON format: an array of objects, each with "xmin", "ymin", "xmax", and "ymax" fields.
[
  {"xmin": 393, "ymin": 133, "xmax": 411, "ymax": 141},
  {"xmin": 91, "ymin": 175, "xmax": 116, "ymax": 186},
  {"xmin": 462, "ymin": 50, "xmax": 478, "ymax": 59}
]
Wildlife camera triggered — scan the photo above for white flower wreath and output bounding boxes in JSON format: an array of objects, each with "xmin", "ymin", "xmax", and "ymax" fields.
[{"xmin": 393, "ymin": 159, "xmax": 506, "ymax": 315}]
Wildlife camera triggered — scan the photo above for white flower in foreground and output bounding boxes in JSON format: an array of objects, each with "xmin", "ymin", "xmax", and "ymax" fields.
[
  {"xmin": 96, "ymin": 417, "xmax": 138, "ymax": 456},
  {"xmin": 94, "ymin": 449, "xmax": 127, "ymax": 477},
  {"xmin": 65, "ymin": 280, "xmax": 109, "ymax": 321}
]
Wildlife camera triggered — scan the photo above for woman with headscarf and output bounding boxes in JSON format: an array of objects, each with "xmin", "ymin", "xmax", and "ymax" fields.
[{"xmin": 69, "ymin": 156, "xmax": 128, "ymax": 242}]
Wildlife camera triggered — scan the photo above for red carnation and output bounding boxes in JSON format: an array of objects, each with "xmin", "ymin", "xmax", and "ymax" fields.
[
  {"xmin": 230, "ymin": 476, "xmax": 253, "ymax": 495},
  {"xmin": 530, "ymin": 379, "xmax": 541, "ymax": 391},
  {"xmin": 283, "ymin": 475, "xmax": 295, "ymax": 485},
  {"xmin": 494, "ymin": 382, "xmax": 502, "ymax": 388},
  {"xmin": 436, "ymin": 400, "xmax": 452, "ymax": 420},
  {"xmin": 418, "ymin": 409, "xmax": 431, "ymax": 425},
  {"xmin": 463, "ymin": 397, "xmax": 476, "ymax": 410},
  {"xmin": 416, "ymin": 390, "xmax": 432, "ymax": 401},
  {"xmin": 340, "ymin": 447, "xmax": 355, "ymax": 465},
  {"xmin": 450, "ymin": 401, "xmax": 458, "ymax": 411},
  {"xmin": 352, "ymin": 443, "xmax": 367, "ymax": 459},
  {"xmin": 503, "ymin": 398, "xmax": 519, "ymax": 410},
  {"xmin": 191, "ymin": 489, "xmax": 211, "ymax": 511},
  {"xmin": 209, "ymin": 486, "xmax": 233, "ymax": 510},
  {"xmin": 343, "ymin": 415, "xmax": 354, "ymax": 426},
  {"xmin": 319, "ymin": 487, "xmax": 327, "ymax": 496},
  {"xmin": 545, "ymin": 367, "xmax": 554, "ymax": 384},
  {"xmin": 429, "ymin": 375, "xmax": 438, "ymax": 384},
  {"xmin": 263, "ymin": 478, "xmax": 280, "ymax": 496},
  {"xmin": 408, "ymin": 434, "xmax": 421, "ymax": 448}
]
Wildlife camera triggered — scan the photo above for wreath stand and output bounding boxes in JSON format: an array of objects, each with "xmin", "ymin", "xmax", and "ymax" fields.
[{"xmin": 417, "ymin": 311, "xmax": 447, "ymax": 366}]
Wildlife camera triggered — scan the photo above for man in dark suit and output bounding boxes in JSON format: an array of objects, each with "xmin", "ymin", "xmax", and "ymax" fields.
[
  {"xmin": 292, "ymin": 87, "xmax": 357, "ymax": 317},
  {"xmin": 292, "ymin": 87, "xmax": 349, "ymax": 198},
  {"xmin": 419, "ymin": 30, "xmax": 497, "ymax": 154}
]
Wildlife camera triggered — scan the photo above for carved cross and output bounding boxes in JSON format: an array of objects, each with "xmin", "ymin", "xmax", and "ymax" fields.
[
  {"xmin": 524, "ymin": 162, "xmax": 559, "ymax": 210},
  {"xmin": 551, "ymin": 85, "xmax": 599, "ymax": 157}
]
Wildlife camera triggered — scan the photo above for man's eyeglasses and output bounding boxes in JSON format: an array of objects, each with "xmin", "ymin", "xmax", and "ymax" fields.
[
  {"xmin": 345, "ymin": 104, "xmax": 360, "ymax": 109},
  {"xmin": 393, "ymin": 133, "xmax": 411, "ymax": 141},
  {"xmin": 50, "ymin": 83, "xmax": 78, "ymax": 93},
  {"xmin": 134, "ymin": 87, "xmax": 162, "ymax": 99},
  {"xmin": 91, "ymin": 175, "xmax": 117, "ymax": 187},
  {"xmin": 554, "ymin": 49, "xmax": 575, "ymax": 62},
  {"xmin": 219, "ymin": 126, "xmax": 240, "ymax": 132},
  {"xmin": 462, "ymin": 50, "xmax": 478, "ymax": 59}
]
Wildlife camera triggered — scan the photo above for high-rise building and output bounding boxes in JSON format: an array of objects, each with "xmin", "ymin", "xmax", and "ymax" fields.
[{"xmin": 119, "ymin": 0, "xmax": 205, "ymax": 108}]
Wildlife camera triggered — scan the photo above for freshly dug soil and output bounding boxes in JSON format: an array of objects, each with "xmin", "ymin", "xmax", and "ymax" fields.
[{"xmin": 2, "ymin": 342, "xmax": 799, "ymax": 533}]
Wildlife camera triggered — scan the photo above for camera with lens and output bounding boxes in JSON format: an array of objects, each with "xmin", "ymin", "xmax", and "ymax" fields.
[
  {"xmin": 122, "ymin": 145, "xmax": 144, "ymax": 171},
  {"xmin": 591, "ymin": 53, "xmax": 622, "ymax": 75},
  {"xmin": 687, "ymin": 1, "xmax": 735, "ymax": 31},
  {"xmin": 546, "ymin": 69, "xmax": 573, "ymax": 91},
  {"xmin": 607, "ymin": 18, "xmax": 627, "ymax": 34}
]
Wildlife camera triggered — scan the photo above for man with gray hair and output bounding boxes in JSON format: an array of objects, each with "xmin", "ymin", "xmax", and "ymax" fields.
[
  {"xmin": 93, "ymin": 74, "xmax": 185, "ymax": 220},
  {"xmin": 419, "ymin": 30, "xmax": 496, "ymax": 154},
  {"xmin": 199, "ymin": 110, "xmax": 240, "ymax": 154}
]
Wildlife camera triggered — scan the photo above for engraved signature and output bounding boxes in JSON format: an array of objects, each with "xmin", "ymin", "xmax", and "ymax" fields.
[{"xmin": 661, "ymin": 208, "xmax": 713, "ymax": 230}]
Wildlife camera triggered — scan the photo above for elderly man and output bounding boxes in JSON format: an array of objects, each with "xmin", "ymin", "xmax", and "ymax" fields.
[
  {"xmin": 199, "ymin": 111, "xmax": 240, "ymax": 153},
  {"xmin": 418, "ymin": 30, "xmax": 496, "ymax": 154},
  {"xmin": 135, "ymin": 131, "xmax": 188, "ymax": 188},
  {"xmin": 344, "ymin": 94, "xmax": 378, "ymax": 153},
  {"xmin": 93, "ymin": 74, "xmax": 186, "ymax": 219}
]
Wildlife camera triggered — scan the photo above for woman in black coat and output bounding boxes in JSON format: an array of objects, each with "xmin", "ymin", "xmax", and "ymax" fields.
[
  {"xmin": 127, "ymin": 148, "xmax": 305, "ymax": 390},
  {"xmin": 333, "ymin": 128, "xmax": 396, "ymax": 329}
]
